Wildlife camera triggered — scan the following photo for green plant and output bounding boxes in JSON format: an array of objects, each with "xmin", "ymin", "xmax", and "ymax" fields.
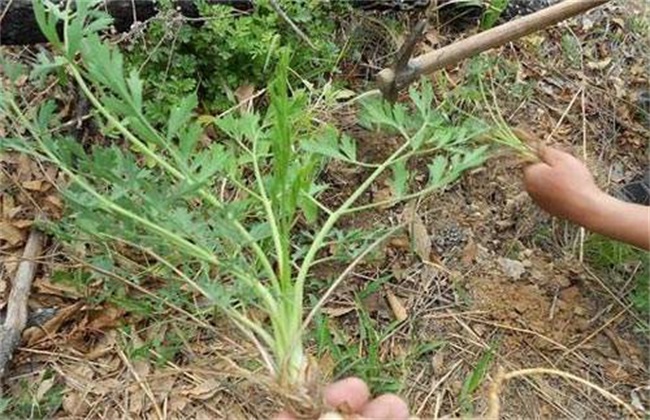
[
  {"xmin": 459, "ymin": 345, "xmax": 496, "ymax": 415},
  {"xmin": 480, "ymin": 0, "xmax": 509, "ymax": 30},
  {"xmin": 584, "ymin": 235, "xmax": 649, "ymax": 317},
  {"xmin": 125, "ymin": 0, "xmax": 344, "ymax": 124},
  {"xmin": 313, "ymin": 279, "xmax": 443, "ymax": 394},
  {"xmin": 560, "ymin": 33, "xmax": 582, "ymax": 69},
  {"xmin": 1, "ymin": 0, "xmax": 491, "ymax": 412},
  {"xmin": 2, "ymin": 374, "xmax": 64, "ymax": 418}
]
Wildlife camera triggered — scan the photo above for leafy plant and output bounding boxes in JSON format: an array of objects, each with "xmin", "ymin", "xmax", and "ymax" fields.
[
  {"xmin": 584, "ymin": 235, "xmax": 649, "ymax": 318},
  {"xmin": 1, "ymin": 0, "xmax": 491, "ymax": 412},
  {"xmin": 125, "ymin": 0, "xmax": 344, "ymax": 124},
  {"xmin": 459, "ymin": 345, "xmax": 496, "ymax": 415},
  {"xmin": 480, "ymin": 0, "xmax": 509, "ymax": 30},
  {"xmin": 313, "ymin": 283, "xmax": 442, "ymax": 394}
]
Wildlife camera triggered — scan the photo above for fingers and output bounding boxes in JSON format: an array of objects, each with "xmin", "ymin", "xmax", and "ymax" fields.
[
  {"xmin": 360, "ymin": 394, "xmax": 409, "ymax": 420},
  {"xmin": 536, "ymin": 144, "xmax": 577, "ymax": 166},
  {"xmin": 324, "ymin": 377, "xmax": 370, "ymax": 413},
  {"xmin": 272, "ymin": 411, "xmax": 295, "ymax": 420}
]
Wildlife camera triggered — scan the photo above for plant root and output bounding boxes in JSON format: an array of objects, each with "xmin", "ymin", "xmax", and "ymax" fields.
[{"xmin": 487, "ymin": 366, "xmax": 641, "ymax": 419}]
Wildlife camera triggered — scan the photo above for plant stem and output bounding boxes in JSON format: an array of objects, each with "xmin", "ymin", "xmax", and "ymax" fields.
[{"xmin": 294, "ymin": 136, "xmax": 413, "ymax": 310}]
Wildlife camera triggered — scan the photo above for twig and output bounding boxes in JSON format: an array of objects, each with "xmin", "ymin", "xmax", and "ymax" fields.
[
  {"xmin": 487, "ymin": 367, "xmax": 640, "ymax": 420},
  {"xmin": 0, "ymin": 229, "xmax": 44, "ymax": 385},
  {"xmin": 117, "ymin": 347, "xmax": 164, "ymax": 420},
  {"xmin": 267, "ymin": 0, "xmax": 315, "ymax": 49}
]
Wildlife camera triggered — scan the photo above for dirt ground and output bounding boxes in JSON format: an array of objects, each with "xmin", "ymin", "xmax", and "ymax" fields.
[{"xmin": 0, "ymin": 0, "xmax": 648, "ymax": 419}]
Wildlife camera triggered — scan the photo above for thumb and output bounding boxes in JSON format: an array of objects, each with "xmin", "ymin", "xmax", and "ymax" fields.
[{"xmin": 536, "ymin": 144, "xmax": 567, "ymax": 166}]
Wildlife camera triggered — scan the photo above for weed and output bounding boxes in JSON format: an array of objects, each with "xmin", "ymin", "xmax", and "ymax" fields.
[
  {"xmin": 459, "ymin": 345, "xmax": 496, "ymax": 415},
  {"xmin": 126, "ymin": 0, "xmax": 345, "ymax": 124},
  {"xmin": 584, "ymin": 235, "xmax": 649, "ymax": 318},
  {"xmin": 1, "ymin": 0, "xmax": 492, "ymax": 409},
  {"xmin": 480, "ymin": 0, "xmax": 510, "ymax": 30},
  {"xmin": 2, "ymin": 373, "xmax": 64, "ymax": 418},
  {"xmin": 560, "ymin": 33, "xmax": 582, "ymax": 69},
  {"xmin": 313, "ymin": 297, "xmax": 442, "ymax": 395}
]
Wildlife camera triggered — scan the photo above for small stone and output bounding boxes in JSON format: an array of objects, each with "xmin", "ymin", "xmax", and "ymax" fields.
[{"xmin": 498, "ymin": 257, "xmax": 526, "ymax": 280}]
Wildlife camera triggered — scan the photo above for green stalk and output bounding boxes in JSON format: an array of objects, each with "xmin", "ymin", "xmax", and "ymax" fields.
[{"xmin": 293, "ymin": 136, "xmax": 413, "ymax": 313}]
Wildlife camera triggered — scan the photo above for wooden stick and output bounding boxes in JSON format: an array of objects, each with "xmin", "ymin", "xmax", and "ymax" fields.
[
  {"xmin": 0, "ymin": 229, "xmax": 43, "ymax": 384},
  {"xmin": 377, "ymin": 0, "xmax": 611, "ymax": 94}
]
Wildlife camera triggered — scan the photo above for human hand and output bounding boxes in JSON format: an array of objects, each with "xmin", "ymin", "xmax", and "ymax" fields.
[
  {"xmin": 523, "ymin": 145, "xmax": 604, "ymax": 225},
  {"xmin": 274, "ymin": 377, "xmax": 409, "ymax": 420}
]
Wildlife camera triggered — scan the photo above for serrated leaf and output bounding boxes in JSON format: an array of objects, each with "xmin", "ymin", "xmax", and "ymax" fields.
[
  {"xmin": 359, "ymin": 98, "xmax": 395, "ymax": 128},
  {"xmin": 301, "ymin": 140, "xmax": 344, "ymax": 160},
  {"xmin": 179, "ymin": 123, "xmax": 203, "ymax": 159},
  {"xmin": 427, "ymin": 155, "xmax": 447, "ymax": 188},
  {"xmin": 32, "ymin": 0, "xmax": 62, "ymax": 48},
  {"xmin": 410, "ymin": 79, "xmax": 434, "ymax": 119},
  {"xmin": 340, "ymin": 134, "xmax": 356, "ymax": 161},
  {"xmin": 167, "ymin": 93, "xmax": 197, "ymax": 140},
  {"xmin": 127, "ymin": 70, "xmax": 144, "ymax": 113},
  {"xmin": 30, "ymin": 53, "xmax": 66, "ymax": 81},
  {"xmin": 37, "ymin": 100, "xmax": 58, "ymax": 131}
]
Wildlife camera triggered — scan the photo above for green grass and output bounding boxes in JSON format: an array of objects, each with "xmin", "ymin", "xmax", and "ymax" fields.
[
  {"xmin": 1, "ymin": 372, "xmax": 64, "ymax": 418},
  {"xmin": 459, "ymin": 345, "xmax": 496, "ymax": 415},
  {"xmin": 584, "ymin": 235, "xmax": 649, "ymax": 318},
  {"xmin": 313, "ymin": 280, "xmax": 443, "ymax": 394},
  {"xmin": 480, "ymin": 0, "xmax": 509, "ymax": 30}
]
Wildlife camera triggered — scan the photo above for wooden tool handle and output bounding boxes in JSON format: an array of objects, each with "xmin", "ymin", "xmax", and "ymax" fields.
[{"xmin": 378, "ymin": 0, "xmax": 610, "ymax": 89}]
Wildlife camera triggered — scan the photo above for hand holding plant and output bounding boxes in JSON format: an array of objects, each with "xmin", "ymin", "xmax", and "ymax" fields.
[{"xmin": 523, "ymin": 145, "xmax": 601, "ymax": 224}]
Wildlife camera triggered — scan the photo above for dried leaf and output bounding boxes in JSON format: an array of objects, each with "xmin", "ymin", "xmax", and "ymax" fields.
[
  {"xmin": 235, "ymin": 84, "xmax": 255, "ymax": 112},
  {"xmin": 36, "ymin": 377, "xmax": 56, "ymax": 402},
  {"xmin": 0, "ymin": 222, "xmax": 25, "ymax": 246},
  {"xmin": 1, "ymin": 195, "xmax": 17, "ymax": 219},
  {"xmin": 388, "ymin": 235, "xmax": 410, "ymax": 250},
  {"xmin": 129, "ymin": 388, "xmax": 146, "ymax": 414},
  {"xmin": 169, "ymin": 394, "xmax": 190, "ymax": 412},
  {"xmin": 182, "ymin": 379, "xmax": 221, "ymax": 400},
  {"xmin": 62, "ymin": 391, "xmax": 90, "ymax": 416},
  {"xmin": 385, "ymin": 289, "xmax": 408, "ymax": 322},
  {"xmin": 33, "ymin": 277, "xmax": 83, "ymax": 298},
  {"xmin": 372, "ymin": 185, "xmax": 393, "ymax": 208},
  {"xmin": 24, "ymin": 302, "xmax": 83, "ymax": 346},
  {"xmin": 587, "ymin": 57, "xmax": 612, "ymax": 70},
  {"xmin": 12, "ymin": 220, "xmax": 33, "ymax": 229},
  {"xmin": 44, "ymin": 194, "xmax": 63, "ymax": 209},
  {"xmin": 431, "ymin": 352, "xmax": 445, "ymax": 373},
  {"xmin": 87, "ymin": 305, "xmax": 124, "ymax": 330},
  {"xmin": 461, "ymin": 239, "xmax": 478, "ymax": 265},
  {"xmin": 321, "ymin": 306, "xmax": 355, "ymax": 317},
  {"xmin": 150, "ymin": 375, "xmax": 176, "ymax": 402},
  {"xmin": 22, "ymin": 179, "xmax": 45, "ymax": 191},
  {"xmin": 410, "ymin": 213, "xmax": 431, "ymax": 262}
]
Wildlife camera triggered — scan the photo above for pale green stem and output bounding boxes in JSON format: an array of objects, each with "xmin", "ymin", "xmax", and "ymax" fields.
[
  {"xmin": 294, "ymin": 137, "xmax": 413, "ymax": 310},
  {"xmin": 251, "ymin": 131, "xmax": 285, "ymax": 292}
]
